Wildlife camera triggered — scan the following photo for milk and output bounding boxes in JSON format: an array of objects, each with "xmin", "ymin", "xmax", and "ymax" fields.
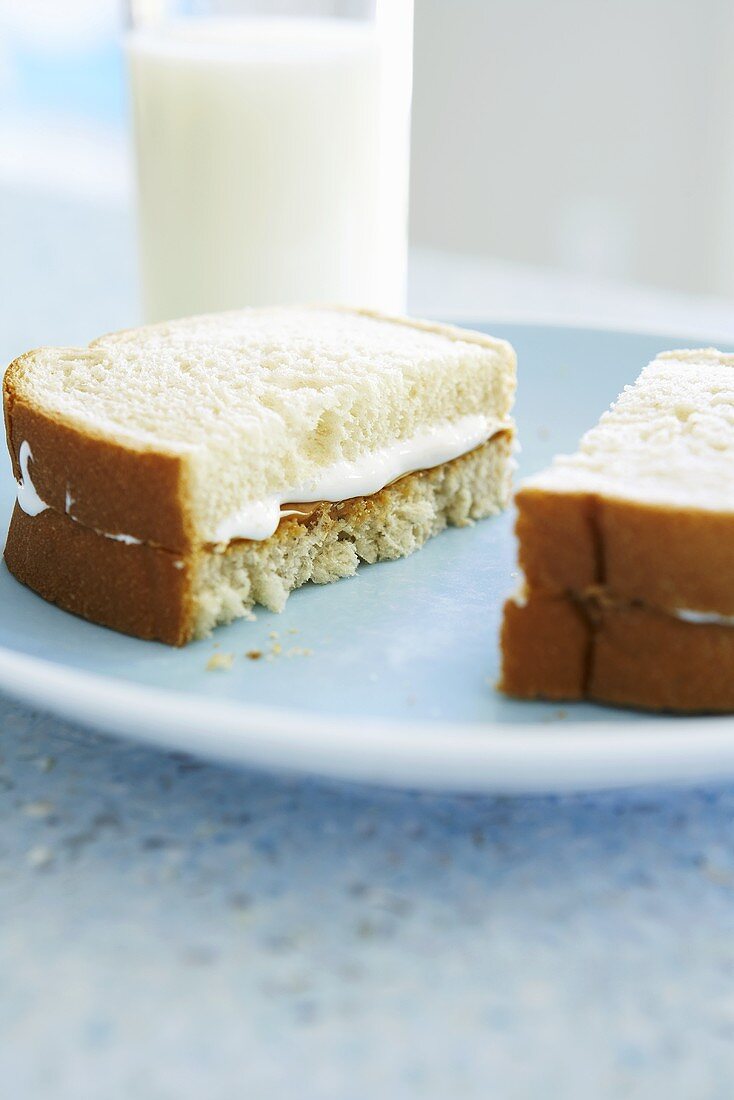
[{"xmin": 127, "ymin": 17, "xmax": 411, "ymax": 321}]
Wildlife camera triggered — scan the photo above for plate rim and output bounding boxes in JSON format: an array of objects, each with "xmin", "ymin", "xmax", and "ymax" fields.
[{"xmin": 1, "ymin": 641, "xmax": 733, "ymax": 794}]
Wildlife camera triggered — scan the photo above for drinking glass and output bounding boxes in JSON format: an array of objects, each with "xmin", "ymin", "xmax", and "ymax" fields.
[{"xmin": 125, "ymin": 0, "xmax": 414, "ymax": 321}]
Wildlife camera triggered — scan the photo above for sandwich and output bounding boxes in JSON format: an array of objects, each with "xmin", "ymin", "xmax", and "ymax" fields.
[
  {"xmin": 500, "ymin": 348, "xmax": 734, "ymax": 712},
  {"xmin": 4, "ymin": 306, "xmax": 516, "ymax": 645}
]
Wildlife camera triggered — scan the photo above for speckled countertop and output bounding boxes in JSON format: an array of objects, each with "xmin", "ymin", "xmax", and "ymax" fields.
[
  {"xmin": 4, "ymin": 188, "xmax": 734, "ymax": 1099},
  {"xmin": 4, "ymin": 695, "xmax": 734, "ymax": 1099}
]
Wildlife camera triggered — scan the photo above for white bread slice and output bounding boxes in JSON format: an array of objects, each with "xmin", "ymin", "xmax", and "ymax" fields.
[
  {"xmin": 8, "ymin": 306, "xmax": 515, "ymax": 549},
  {"xmin": 525, "ymin": 349, "xmax": 734, "ymax": 510},
  {"xmin": 4, "ymin": 307, "xmax": 516, "ymax": 644},
  {"xmin": 512, "ymin": 348, "xmax": 734, "ymax": 615}
]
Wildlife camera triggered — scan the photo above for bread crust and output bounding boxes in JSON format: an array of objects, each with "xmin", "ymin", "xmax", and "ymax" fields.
[
  {"xmin": 500, "ymin": 590, "xmax": 734, "ymax": 712},
  {"xmin": 4, "ymin": 371, "xmax": 193, "ymax": 552},
  {"xmin": 517, "ymin": 487, "xmax": 734, "ymax": 616},
  {"xmin": 4, "ymin": 503, "xmax": 194, "ymax": 645},
  {"xmin": 499, "ymin": 592, "xmax": 589, "ymax": 701}
]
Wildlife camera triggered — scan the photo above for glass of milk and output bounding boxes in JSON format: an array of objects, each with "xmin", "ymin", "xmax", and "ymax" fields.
[{"xmin": 125, "ymin": 1, "xmax": 414, "ymax": 322}]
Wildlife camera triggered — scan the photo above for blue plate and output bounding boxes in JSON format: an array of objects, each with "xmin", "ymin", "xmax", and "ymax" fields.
[{"xmin": 0, "ymin": 322, "xmax": 731, "ymax": 793}]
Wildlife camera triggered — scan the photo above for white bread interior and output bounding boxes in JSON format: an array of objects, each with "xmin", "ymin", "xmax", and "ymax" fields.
[{"xmin": 523, "ymin": 349, "xmax": 734, "ymax": 510}]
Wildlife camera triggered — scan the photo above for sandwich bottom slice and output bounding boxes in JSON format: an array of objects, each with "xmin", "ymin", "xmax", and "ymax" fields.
[
  {"xmin": 501, "ymin": 589, "xmax": 734, "ymax": 713},
  {"xmin": 6, "ymin": 432, "xmax": 513, "ymax": 646}
]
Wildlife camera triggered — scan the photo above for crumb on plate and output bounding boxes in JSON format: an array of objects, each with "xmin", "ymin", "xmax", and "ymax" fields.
[{"xmin": 206, "ymin": 652, "xmax": 235, "ymax": 671}]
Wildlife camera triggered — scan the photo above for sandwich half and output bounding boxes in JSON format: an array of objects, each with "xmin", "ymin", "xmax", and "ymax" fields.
[
  {"xmin": 500, "ymin": 348, "xmax": 734, "ymax": 712},
  {"xmin": 4, "ymin": 307, "xmax": 516, "ymax": 645}
]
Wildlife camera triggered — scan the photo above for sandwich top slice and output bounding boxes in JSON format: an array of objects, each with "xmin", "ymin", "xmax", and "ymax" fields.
[
  {"xmin": 500, "ymin": 348, "xmax": 734, "ymax": 712},
  {"xmin": 4, "ymin": 306, "xmax": 516, "ymax": 644}
]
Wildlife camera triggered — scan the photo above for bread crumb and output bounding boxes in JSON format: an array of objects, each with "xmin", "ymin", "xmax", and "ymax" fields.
[
  {"xmin": 247, "ymin": 632, "xmax": 311, "ymax": 662},
  {"xmin": 541, "ymin": 708, "xmax": 569, "ymax": 724},
  {"xmin": 206, "ymin": 652, "xmax": 235, "ymax": 671},
  {"xmin": 244, "ymin": 610, "xmax": 257, "ymax": 622},
  {"xmin": 287, "ymin": 628, "xmax": 299, "ymax": 635}
]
